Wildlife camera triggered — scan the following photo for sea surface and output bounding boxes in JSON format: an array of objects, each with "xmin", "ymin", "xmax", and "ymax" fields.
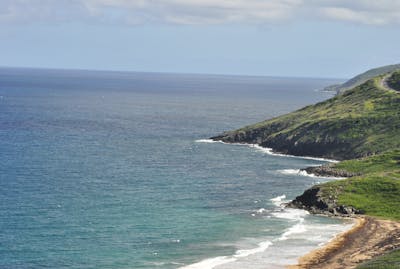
[{"xmin": 0, "ymin": 68, "xmax": 351, "ymax": 269}]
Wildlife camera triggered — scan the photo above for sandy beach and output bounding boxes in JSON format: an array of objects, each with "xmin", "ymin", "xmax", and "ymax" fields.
[{"xmin": 288, "ymin": 217, "xmax": 400, "ymax": 269}]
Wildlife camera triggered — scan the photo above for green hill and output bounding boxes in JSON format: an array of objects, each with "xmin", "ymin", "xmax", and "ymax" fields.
[
  {"xmin": 212, "ymin": 75, "xmax": 400, "ymax": 160},
  {"xmin": 324, "ymin": 64, "xmax": 400, "ymax": 93}
]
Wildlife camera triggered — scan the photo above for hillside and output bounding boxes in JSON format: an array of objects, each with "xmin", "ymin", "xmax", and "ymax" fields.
[
  {"xmin": 212, "ymin": 75, "xmax": 400, "ymax": 160},
  {"xmin": 324, "ymin": 64, "xmax": 400, "ymax": 93},
  {"xmin": 290, "ymin": 150, "xmax": 400, "ymax": 220}
]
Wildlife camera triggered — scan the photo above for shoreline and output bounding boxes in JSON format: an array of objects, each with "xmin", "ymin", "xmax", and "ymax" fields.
[
  {"xmin": 287, "ymin": 217, "xmax": 365, "ymax": 269},
  {"xmin": 288, "ymin": 216, "xmax": 400, "ymax": 269},
  {"xmin": 197, "ymin": 139, "xmax": 359, "ymax": 268},
  {"xmin": 196, "ymin": 139, "xmax": 339, "ymax": 163},
  {"xmin": 198, "ymin": 138, "xmax": 400, "ymax": 268},
  {"xmin": 206, "ymin": 72, "xmax": 400, "ymax": 268}
]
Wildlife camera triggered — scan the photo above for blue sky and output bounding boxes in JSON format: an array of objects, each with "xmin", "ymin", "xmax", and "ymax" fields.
[{"xmin": 0, "ymin": 0, "xmax": 400, "ymax": 78}]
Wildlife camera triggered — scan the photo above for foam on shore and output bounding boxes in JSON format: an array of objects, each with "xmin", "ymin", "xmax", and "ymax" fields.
[
  {"xmin": 179, "ymin": 195, "xmax": 350, "ymax": 269},
  {"xmin": 178, "ymin": 239, "xmax": 274, "ymax": 269},
  {"xmin": 277, "ymin": 169, "xmax": 346, "ymax": 180},
  {"xmin": 195, "ymin": 139, "xmax": 339, "ymax": 163},
  {"xmin": 189, "ymin": 141, "xmax": 354, "ymax": 269}
]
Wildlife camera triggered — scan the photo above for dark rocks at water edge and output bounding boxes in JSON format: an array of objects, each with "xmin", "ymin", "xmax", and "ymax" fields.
[
  {"xmin": 287, "ymin": 186, "xmax": 364, "ymax": 217},
  {"xmin": 210, "ymin": 130, "xmax": 358, "ymax": 161},
  {"xmin": 302, "ymin": 165, "xmax": 361, "ymax": 178}
]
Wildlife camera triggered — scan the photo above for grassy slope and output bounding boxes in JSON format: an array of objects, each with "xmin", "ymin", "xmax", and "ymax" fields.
[
  {"xmin": 333, "ymin": 150, "xmax": 400, "ymax": 175},
  {"xmin": 323, "ymin": 64, "xmax": 400, "ymax": 93},
  {"xmin": 215, "ymin": 77, "xmax": 400, "ymax": 160},
  {"xmin": 317, "ymin": 150, "xmax": 400, "ymax": 268},
  {"xmin": 318, "ymin": 150, "xmax": 400, "ymax": 220}
]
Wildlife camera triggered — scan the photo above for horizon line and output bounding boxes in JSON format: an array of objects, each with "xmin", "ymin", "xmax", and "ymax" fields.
[{"xmin": 0, "ymin": 65, "xmax": 346, "ymax": 81}]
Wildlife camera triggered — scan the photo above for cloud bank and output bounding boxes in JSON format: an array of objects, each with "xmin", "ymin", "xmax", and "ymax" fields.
[{"xmin": 0, "ymin": 0, "xmax": 399, "ymax": 25}]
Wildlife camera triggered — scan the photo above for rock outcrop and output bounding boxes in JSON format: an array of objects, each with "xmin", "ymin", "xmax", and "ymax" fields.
[
  {"xmin": 302, "ymin": 165, "xmax": 361, "ymax": 178},
  {"xmin": 287, "ymin": 186, "xmax": 364, "ymax": 217},
  {"xmin": 211, "ymin": 126, "xmax": 357, "ymax": 161}
]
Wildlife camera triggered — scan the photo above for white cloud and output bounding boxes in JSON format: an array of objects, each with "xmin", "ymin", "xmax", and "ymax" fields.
[
  {"xmin": 0, "ymin": 0, "xmax": 399, "ymax": 25},
  {"xmin": 0, "ymin": 0, "xmax": 88, "ymax": 24},
  {"xmin": 81, "ymin": 0, "xmax": 303, "ymax": 24},
  {"xmin": 311, "ymin": 0, "xmax": 400, "ymax": 25},
  {"xmin": 320, "ymin": 7, "xmax": 383, "ymax": 25}
]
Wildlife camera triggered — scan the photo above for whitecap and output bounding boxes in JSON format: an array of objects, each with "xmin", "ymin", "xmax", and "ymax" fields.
[
  {"xmin": 277, "ymin": 168, "xmax": 346, "ymax": 180},
  {"xmin": 277, "ymin": 169, "xmax": 317, "ymax": 177},
  {"xmin": 277, "ymin": 169, "xmax": 302, "ymax": 175},
  {"xmin": 271, "ymin": 208, "xmax": 309, "ymax": 221},
  {"xmin": 178, "ymin": 256, "xmax": 237, "ymax": 269},
  {"xmin": 277, "ymin": 222, "xmax": 307, "ymax": 241},
  {"xmin": 233, "ymin": 240, "xmax": 273, "ymax": 258},
  {"xmin": 179, "ymin": 240, "xmax": 274, "ymax": 269},
  {"xmin": 195, "ymin": 139, "xmax": 221, "ymax": 143},
  {"xmin": 270, "ymin": 194, "xmax": 287, "ymax": 207},
  {"xmin": 256, "ymin": 208, "xmax": 267, "ymax": 214}
]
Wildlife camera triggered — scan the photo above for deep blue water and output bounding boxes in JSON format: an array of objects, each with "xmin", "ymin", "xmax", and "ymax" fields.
[{"xmin": 0, "ymin": 68, "xmax": 350, "ymax": 269}]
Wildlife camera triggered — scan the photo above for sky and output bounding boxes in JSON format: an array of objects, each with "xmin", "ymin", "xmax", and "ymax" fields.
[{"xmin": 0, "ymin": 0, "xmax": 400, "ymax": 78}]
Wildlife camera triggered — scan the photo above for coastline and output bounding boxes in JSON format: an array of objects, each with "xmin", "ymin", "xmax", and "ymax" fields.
[
  {"xmin": 207, "ymin": 73, "xmax": 400, "ymax": 268},
  {"xmin": 197, "ymin": 139, "xmax": 360, "ymax": 267},
  {"xmin": 288, "ymin": 217, "xmax": 400, "ymax": 269},
  {"xmin": 196, "ymin": 139, "xmax": 339, "ymax": 163},
  {"xmin": 205, "ymin": 139, "xmax": 400, "ymax": 268},
  {"xmin": 287, "ymin": 217, "xmax": 365, "ymax": 269}
]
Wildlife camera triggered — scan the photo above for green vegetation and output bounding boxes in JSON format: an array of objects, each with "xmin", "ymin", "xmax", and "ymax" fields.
[
  {"xmin": 333, "ymin": 150, "xmax": 400, "ymax": 175},
  {"xmin": 323, "ymin": 63, "xmax": 400, "ymax": 93},
  {"xmin": 321, "ymin": 176, "xmax": 400, "ymax": 220},
  {"xmin": 387, "ymin": 70, "xmax": 400, "ymax": 91},
  {"xmin": 356, "ymin": 249, "xmax": 400, "ymax": 269},
  {"xmin": 315, "ymin": 151, "xmax": 400, "ymax": 220},
  {"xmin": 214, "ymin": 77, "xmax": 400, "ymax": 160}
]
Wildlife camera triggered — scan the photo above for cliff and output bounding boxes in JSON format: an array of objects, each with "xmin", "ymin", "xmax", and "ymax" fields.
[
  {"xmin": 302, "ymin": 165, "xmax": 360, "ymax": 178},
  {"xmin": 287, "ymin": 185, "xmax": 363, "ymax": 217}
]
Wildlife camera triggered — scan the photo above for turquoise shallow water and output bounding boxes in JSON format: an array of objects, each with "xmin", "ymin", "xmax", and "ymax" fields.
[{"xmin": 0, "ymin": 68, "xmax": 349, "ymax": 269}]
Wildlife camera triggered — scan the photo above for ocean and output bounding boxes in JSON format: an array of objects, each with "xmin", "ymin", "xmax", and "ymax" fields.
[{"xmin": 0, "ymin": 68, "xmax": 352, "ymax": 269}]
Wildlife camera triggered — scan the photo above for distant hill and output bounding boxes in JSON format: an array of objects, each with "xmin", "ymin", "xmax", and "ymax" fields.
[
  {"xmin": 324, "ymin": 64, "xmax": 400, "ymax": 94},
  {"xmin": 211, "ymin": 74, "xmax": 400, "ymax": 160}
]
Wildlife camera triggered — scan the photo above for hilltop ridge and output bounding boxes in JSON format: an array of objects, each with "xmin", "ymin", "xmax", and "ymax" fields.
[{"xmin": 324, "ymin": 63, "xmax": 400, "ymax": 93}]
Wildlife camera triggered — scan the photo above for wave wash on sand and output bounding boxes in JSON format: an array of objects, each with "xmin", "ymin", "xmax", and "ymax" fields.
[{"xmin": 177, "ymin": 140, "xmax": 355, "ymax": 269}]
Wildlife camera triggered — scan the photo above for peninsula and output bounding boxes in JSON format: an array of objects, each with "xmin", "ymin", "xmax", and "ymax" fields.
[{"xmin": 211, "ymin": 68, "xmax": 400, "ymax": 268}]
